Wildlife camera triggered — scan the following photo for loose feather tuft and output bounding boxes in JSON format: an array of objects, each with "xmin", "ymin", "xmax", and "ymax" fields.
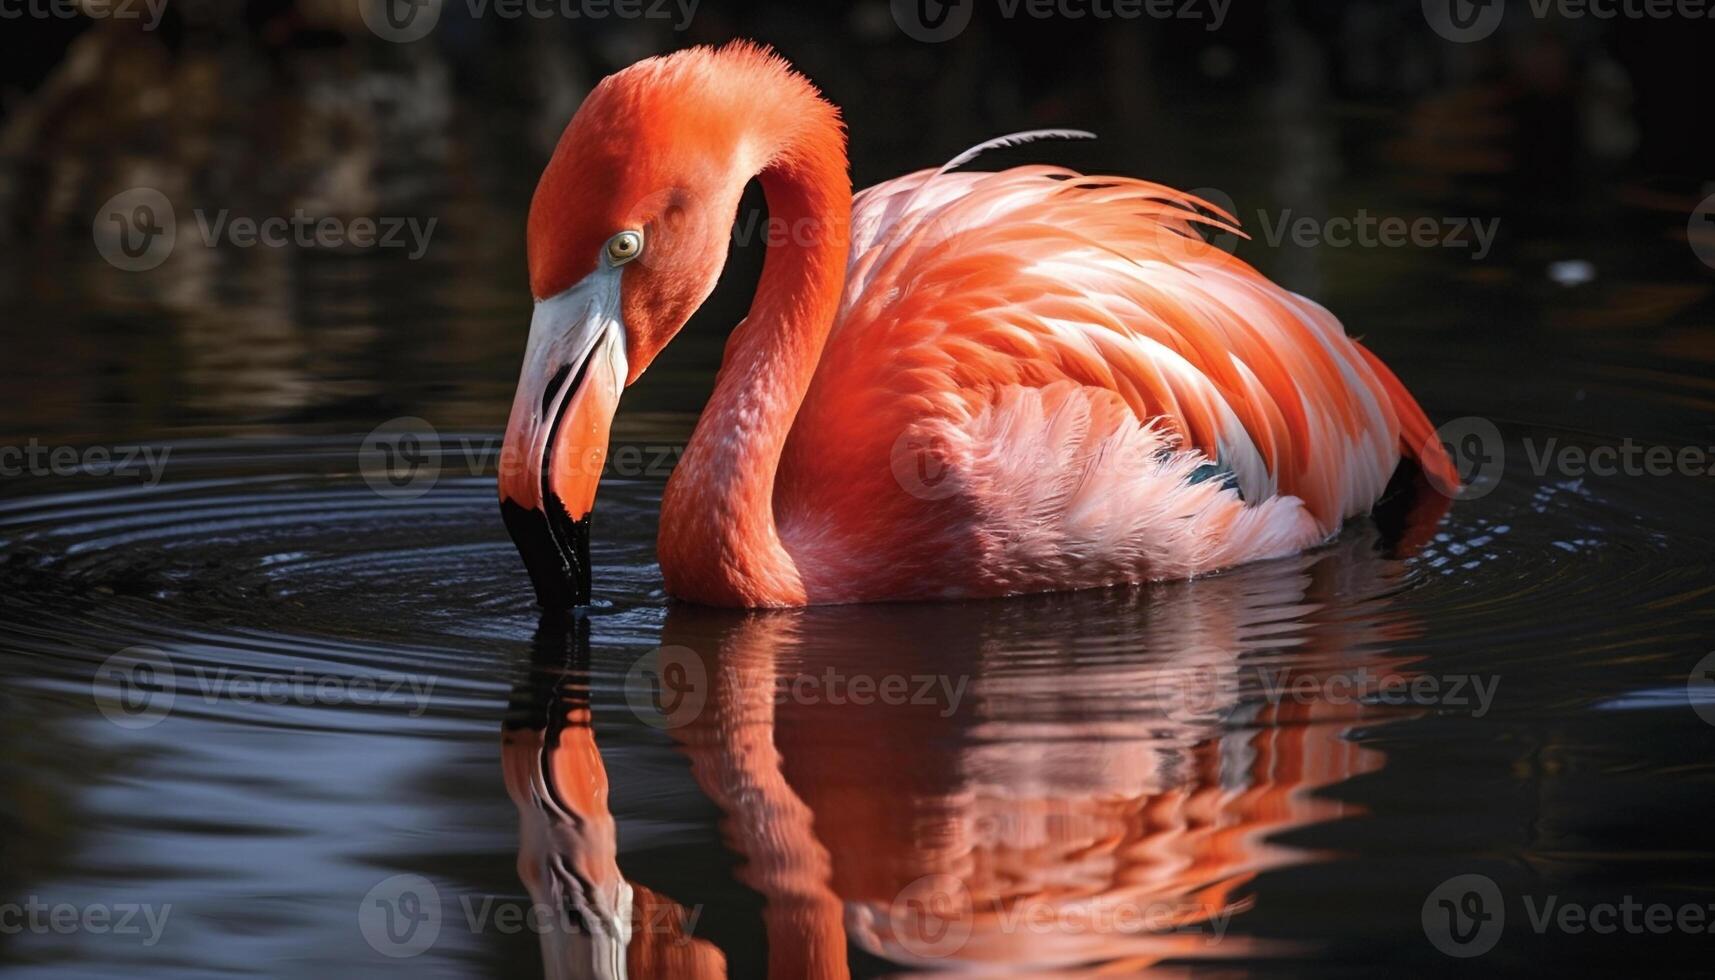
[
  {"xmin": 895, "ymin": 129, "xmax": 1098, "ymax": 222},
  {"xmin": 935, "ymin": 129, "xmax": 1099, "ymax": 176}
]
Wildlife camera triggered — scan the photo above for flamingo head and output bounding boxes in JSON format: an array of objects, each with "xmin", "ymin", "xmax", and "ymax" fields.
[{"xmin": 499, "ymin": 43, "xmax": 813, "ymax": 607}]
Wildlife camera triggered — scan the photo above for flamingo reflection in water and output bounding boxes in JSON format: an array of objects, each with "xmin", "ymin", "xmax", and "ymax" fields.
[{"xmin": 499, "ymin": 491, "xmax": 1446, "ymax": 977}]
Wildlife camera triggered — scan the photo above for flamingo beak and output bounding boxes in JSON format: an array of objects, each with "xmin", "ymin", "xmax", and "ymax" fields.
[{"xmin": 499, "ymin": 266, "xmax": 629, "ymax": 609}]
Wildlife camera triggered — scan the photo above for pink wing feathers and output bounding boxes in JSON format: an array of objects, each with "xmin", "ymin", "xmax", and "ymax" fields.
[{"xmin": 774, "ymin": 154, "xmax": 1453, "ymax": 603}]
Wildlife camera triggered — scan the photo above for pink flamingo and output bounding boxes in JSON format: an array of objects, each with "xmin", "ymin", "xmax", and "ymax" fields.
[{"xmin": 498, "ymin": 42, "xmax": 1457, "ymax": 608}]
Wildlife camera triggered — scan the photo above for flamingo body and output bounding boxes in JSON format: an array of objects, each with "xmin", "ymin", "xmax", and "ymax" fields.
[
  {"xmin": 502, "ymin": 43, "xmax": 1456, "ymax": 608},
  {"xmin": 774, "ymin": 167, "xmax": 1455, "ymax": 603}
]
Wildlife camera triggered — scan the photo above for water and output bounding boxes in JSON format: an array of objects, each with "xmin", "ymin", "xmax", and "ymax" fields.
[{"xmin": 4, "ymin": 12, "xmax": 1715, "ymax": 978}]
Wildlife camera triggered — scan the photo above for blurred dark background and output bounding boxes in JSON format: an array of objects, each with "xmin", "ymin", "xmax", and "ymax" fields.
[{"xmin": 0, "ymin": 0, "xmax": 1711, "ymax": 449}]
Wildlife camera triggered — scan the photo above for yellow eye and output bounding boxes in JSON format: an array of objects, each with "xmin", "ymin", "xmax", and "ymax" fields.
[{"xmin": 606, "ymin": 230, "xmax": 643, "ymax": 265}]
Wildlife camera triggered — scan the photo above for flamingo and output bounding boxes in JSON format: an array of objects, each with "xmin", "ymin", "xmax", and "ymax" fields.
[
  {"xmin": 499, "ymin": 526, "xmax": 1433, "ymax": 976},
  {"xmin": 499, "ymin": 41, "xmax": 1457, "ymax": 609}
]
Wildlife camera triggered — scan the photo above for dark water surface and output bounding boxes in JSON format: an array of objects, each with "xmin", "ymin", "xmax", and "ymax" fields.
[{"xmin": 4, "ymin": 11, "xmax": 1715, "ymax": 978}]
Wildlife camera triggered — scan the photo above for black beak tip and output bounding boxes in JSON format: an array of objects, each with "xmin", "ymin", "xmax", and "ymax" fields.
[{"xmin": 501, "ymin": 497, "xmax": 592, "ymax": 610}]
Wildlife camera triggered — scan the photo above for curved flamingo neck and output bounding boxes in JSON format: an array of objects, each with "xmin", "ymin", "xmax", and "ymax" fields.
[{"xmin": 659, "ymin": 113, "xmax": 850, "ymax": 607}]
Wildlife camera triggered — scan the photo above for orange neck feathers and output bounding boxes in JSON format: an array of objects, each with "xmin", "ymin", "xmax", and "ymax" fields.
[{"xmin": 656, "ymin": 49, "xmax": 851, "ymax": 607}]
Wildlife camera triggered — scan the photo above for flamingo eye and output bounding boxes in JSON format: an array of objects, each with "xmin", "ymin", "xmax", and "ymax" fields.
[{"xmin": 605, "ymin": 230, "xmax": 643, "ymax": 265}]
